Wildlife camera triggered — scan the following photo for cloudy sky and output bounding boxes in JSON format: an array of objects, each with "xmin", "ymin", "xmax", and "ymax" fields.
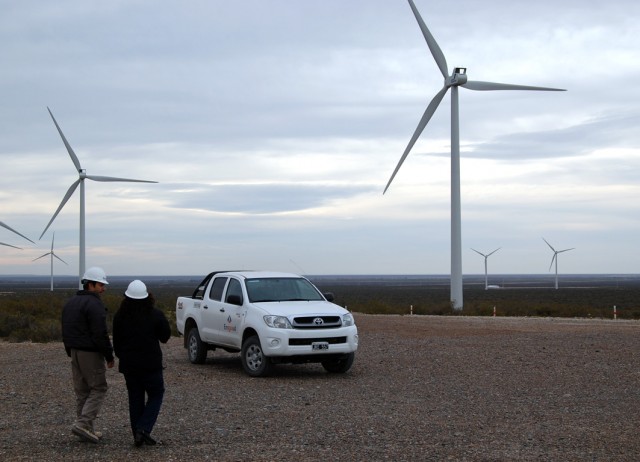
[{"xmin": 1, "ymin": 0, "xmax": 638, "ymax": 278}]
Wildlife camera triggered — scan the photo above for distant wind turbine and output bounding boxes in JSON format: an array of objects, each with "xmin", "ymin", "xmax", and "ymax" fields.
[
  {"xmin": 543, "ymin": 238, "xmax": 574, "ymax": 289},
  {"xmin": 471, "ymin": 247, "xmax": 500, "ymax": 290},
  {"xmin": 40, "ymin": 107, "xmax": 158, "ymax": 288},
  {"xmin": 0, "ymin": 221, "xmax": 35, "ymax": 244},
  {"xmin": 33, "ymin": 232, "xmax": 68, "ymax": 291},
  {"xmin": 383, "ymin": 0, "xmax": 566, "ymax": 310}
]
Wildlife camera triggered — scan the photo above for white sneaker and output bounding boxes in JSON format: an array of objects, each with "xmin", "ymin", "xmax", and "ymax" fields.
[{"xmin": 72, "ymin": 425, "xmax": 99, "ymax": 443}]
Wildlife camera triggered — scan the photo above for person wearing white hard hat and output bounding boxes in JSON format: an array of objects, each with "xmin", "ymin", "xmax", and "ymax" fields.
[
  {"xmin": 113, "ymin": 279, "xmax": 171, "ymax": 447},
  {"xmin": 61, "ymin": 266, "xmax": 115, "ymax": 444}
]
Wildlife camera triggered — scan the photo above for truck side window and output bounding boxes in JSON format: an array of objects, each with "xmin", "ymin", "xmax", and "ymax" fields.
[
  {"xmin": 225, "ymin": 279, "xmax": 243, "ymax": 305},
  {"xmin": 209, "ymin": 277, "xmax": 228, "ymax": 301}
]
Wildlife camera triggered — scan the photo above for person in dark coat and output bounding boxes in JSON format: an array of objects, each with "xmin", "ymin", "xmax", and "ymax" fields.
[
  {"xmin": 112, "ymin": 279, "xmax": 171, "ymax": 447},
  {"xmin": 62, "ymin": 266, "xmax": 114, "ymax": 444}
]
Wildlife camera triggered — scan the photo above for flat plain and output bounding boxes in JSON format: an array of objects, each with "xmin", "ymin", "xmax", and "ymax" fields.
[{"xmin": 1, "ymin": 313, "xmax": 639, "ymax": 461}]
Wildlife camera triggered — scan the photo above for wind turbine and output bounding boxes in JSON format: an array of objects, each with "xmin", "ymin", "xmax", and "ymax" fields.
[
  {"xmin": 543, "ymin": 238, "xmax": 574, "ymax": 289},
  {"xmin": 40, "ymin": 107, "xmax": 158, "ymax": 288},
  {"xmin": 383, "ymin": 0, "xmax": 566, "ymax": 310},
  {"xmin": 33, "ymin": 232, "xmax": 68, "ymax": 291},
  {"xmin": 471, "ymin": 247, "xmax": 500, "ymax": 290},
  {"xmin": 1, "ymin": 221, "xmax": 35, "ymax": 247}
]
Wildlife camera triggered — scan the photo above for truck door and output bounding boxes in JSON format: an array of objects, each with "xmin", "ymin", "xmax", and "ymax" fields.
[
  {"xmin": 214, "ymin": 278, "xmax": 245, "ymax": 348},
  {"xmin": 200, "ymin": 276, "xmax": 228, "ymax": 342}
]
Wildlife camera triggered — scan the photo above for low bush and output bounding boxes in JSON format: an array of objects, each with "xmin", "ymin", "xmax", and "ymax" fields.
[{"xmin": 1, "ymin": 282, "xmax": 638, "ymax": 342}]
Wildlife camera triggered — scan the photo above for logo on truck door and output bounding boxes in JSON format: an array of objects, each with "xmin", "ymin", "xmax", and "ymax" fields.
[{"xmin": 223, "ymin": 315, "xmax": 237, "ymax": 333}]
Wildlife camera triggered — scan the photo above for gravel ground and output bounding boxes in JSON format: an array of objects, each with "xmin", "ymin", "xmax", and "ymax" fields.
[{"xmin": 1, "ymin": 314, "xmax": 640, "ymax": 462}]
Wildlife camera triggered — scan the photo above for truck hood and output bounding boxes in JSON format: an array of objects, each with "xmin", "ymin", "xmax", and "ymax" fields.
[{"xmin": 251, "ymin": 300, "xmax": 349, "ymax": 317}]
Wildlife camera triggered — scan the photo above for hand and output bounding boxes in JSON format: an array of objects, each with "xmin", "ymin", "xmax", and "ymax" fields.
[{"xmin": 107, "ymin": 360, "xmax": 115, "ymax": 369}]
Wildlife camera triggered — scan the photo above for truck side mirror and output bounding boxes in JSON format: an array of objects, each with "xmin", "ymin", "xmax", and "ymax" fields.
[
  {"xmin": 227, "ymin": 294, "xmax": 243, "ymax": 306},
  {"xmin": 323, "ymin": 292, "xmax": 335, "ymax": 302}
]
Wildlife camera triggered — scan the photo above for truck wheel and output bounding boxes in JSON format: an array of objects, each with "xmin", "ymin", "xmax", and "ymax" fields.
[
  {"xmin": 322, "ymin": 352, "xmax": 355, "ymax": 373},
  {"xmin": 187, "ymin": 328, "xmax": 207, "ymax": 364},
  {"xmin": 241, "ymin": 335, "xmax": 273, "ymax": 377}
]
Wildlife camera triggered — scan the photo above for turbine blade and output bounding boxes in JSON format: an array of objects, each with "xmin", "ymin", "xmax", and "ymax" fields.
[
  {"xmin": 558, "ymin": 248, "xmax": 575, "ymax": 253},
  {"xmin": 33, "ymin": 252, "xmax": 51, "ymax": 262},
  {"xmin": 407, "ymin": 0, "xmax": 449, "ymax": 78},
  {"xmin": 471, "ymin": 248, "xmax": 486, "ymax": 257},
  {"xmin": 542, "ymin": 237, "xmax": 555, "ymax": 252},
  {"xmin": 0, "ymin": 221, "xmax": 35, "ymax": 244},
  {"xmin": 86, "ymin": 175, "xmax": 158, "ymax": 183},
  {"xmin": 47, "ymin": 107, "xmax": 82, "ymax": 172},
  {"xmin": 487, "ymin": 247, "xmax": 501, "ymax": 256},
  {"xmin": 463, "ymin": 80, "xmax": 566, "ymax": 92},
  {"xmin": 40, "ymin": 179, "xmax": 81, "ymax": 239},
  {"xmin": 384, "ymin": 86, "xmax": 448, "ymax": 194},
  {"xmin": 53, "ymin": 253, "xmax": 69, "ymax": 265},
  {"xmin": 548, "ymin": 254, "xmax": 557, "ymax": 272},
  {"xmin": 1, "ymin": 242, "xmax": 22, "ymax": 250}
]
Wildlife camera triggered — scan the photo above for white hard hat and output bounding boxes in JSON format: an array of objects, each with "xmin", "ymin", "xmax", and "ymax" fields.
[
  {"xmin": 125, "ymin": 279, "xmax": 148, "ymax": 299},
  {"xmin": 82, "ymin": 266, "xmax": 109, "ymax": 285}
]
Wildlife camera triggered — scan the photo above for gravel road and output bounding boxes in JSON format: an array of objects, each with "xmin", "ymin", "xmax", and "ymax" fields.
[{"xmin": 1, "ymin": 314, "xmax": 639, "ymax": 461}]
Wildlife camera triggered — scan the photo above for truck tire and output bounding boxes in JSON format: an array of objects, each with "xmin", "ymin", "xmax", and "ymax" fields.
[
  {"xmin": 187, "ymin": 328, "xmax": 207, "ymax": 364},
  {"xmin": 241, "ymin": 335, "xmax": 273, "ymax": 377},
  {"xmin": 322, "ymin": 352, "xmax": 355, "ymax": 373}
]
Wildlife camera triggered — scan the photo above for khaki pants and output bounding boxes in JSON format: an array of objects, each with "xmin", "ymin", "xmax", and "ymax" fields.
[{"xmin": 70, "ymin": 349, "xmax": 108, "ymax": 431}]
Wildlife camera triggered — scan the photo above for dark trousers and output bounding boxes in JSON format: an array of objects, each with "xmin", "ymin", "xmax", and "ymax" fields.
[{"xmin": 124, "ymin": 369, "xmax": 165, "ymax": 435}]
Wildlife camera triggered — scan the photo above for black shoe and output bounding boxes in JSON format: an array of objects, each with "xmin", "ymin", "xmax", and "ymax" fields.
[
  {"xmin": 134, "ymin": 431, "xmax": 145, "ymax": 447},
  {"xmin": 139, "ymin": 430, "xmax": 157, "ymax": 446}
]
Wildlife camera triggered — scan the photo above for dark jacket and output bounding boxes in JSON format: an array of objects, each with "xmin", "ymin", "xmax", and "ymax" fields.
[
  {"xmin": 61, "ymin": 290, "xmax": 114, "ymax": 362},
  {"xmin": 112, "ymin": 305, "xmax": 171, "ymax": 375}
]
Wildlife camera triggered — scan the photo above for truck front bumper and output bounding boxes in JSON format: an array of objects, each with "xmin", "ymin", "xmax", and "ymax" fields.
[{"xmin": 260, "ymin": 326, "xmax": 358, "ymax": 358}]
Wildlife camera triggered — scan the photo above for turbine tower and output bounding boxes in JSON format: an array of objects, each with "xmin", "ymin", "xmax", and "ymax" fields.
[
  {"xmin": 1, "ymin": 221, "xmax": 35, "ymax": 248},
  {"xmin": 383, "ymin": 0, "xmax": 565, "ymax": 310},
  {"xmin": 33, "ymin": 232, "xmax": 68, "ymax": 291},
  {"xmin": 40, "ymin": 107, "xmax": 158, "ymax": 288},
  {"xmin": 471, "ymin": 247, "xmax": 500, "ymax": 290},
  {"xmin": 543, "ymin": 238, "xmax": 574, "ymax": 289}
]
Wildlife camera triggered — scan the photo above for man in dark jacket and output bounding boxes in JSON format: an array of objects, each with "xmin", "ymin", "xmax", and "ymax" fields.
[
  {"xmin": 113, "ymin": 279, "xmax": 171, "ymax": 447},
  {"xmin": 61, "ymin": 266, "xmax": 114, "ymax": 443}
]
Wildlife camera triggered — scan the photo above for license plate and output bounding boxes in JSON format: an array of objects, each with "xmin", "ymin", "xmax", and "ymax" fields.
[{"xmin": 312, "ymin": 342, "xmax": 329, "ymax": 351}]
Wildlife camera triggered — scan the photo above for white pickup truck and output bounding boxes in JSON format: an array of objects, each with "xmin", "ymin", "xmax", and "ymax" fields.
[{"xmin": 175, "ymin": 271, "xmax": 358, "ymax": 376}]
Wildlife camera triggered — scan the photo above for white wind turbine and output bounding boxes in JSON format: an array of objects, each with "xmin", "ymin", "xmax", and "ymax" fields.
[
  {"xmin": 40, "ymin": 107, "xmax": 158, "ymax": 288},
  {"xmin": 471, "ymin": 247, "xmax": 500, "ymax": 290},
  {"xmin": 543, "ymin": 238, "xmax": 574, "ymax": 290},
  {"xmin": 33, "ymin": 232, "xmax": 68, "ymax": 291},
  {"xmin": 384, "ymin": 0, "xmax": 566, "ymax": 310},
  {"xmin": 1, "ymin": 221, "xmax": 35, "ymax": 249}
]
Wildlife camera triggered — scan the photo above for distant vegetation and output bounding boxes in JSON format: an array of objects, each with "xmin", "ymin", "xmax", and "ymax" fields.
[{"xmin": 1, "ymin": 279, "xmax": 639, "ymax": 342}]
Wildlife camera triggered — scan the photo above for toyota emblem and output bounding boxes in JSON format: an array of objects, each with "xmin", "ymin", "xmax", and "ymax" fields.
[{"xmin": 313, "ymin": 317, "xmax": 324, "ymax": 325}]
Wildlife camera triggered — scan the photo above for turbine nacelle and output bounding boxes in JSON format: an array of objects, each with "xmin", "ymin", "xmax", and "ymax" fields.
[{"xmin": 446, "ymin": 67, "xmax": 467, "ymax": 87}]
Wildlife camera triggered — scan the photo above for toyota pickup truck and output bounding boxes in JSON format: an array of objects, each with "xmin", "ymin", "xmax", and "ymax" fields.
[{"xmin": 175, "ymin": 271, "xmax": 358, "ymax": 376}]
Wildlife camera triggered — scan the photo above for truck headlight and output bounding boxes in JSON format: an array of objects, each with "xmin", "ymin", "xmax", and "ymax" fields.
[
  {"xmin": 342, "ymin": 313, "xmax": 355, "ymax": 327},
  {"xmin": 263, "ymin": 315, "xmax": 292, "ymax": 329}
]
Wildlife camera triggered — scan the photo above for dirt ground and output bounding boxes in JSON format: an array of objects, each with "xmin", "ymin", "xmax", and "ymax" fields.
[{"xmin": 1, "ymin": 314, "xmax": 639, "ymax": 461}]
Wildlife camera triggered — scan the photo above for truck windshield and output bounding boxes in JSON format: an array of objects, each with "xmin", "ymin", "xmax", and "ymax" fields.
[{"xmin": 246, "ymin": 278, "xmax": 324, "ymax": 303}]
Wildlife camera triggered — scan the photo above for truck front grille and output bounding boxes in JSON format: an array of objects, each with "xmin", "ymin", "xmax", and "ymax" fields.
[{"xmin": 292, "ymin": 315, "xmax": 342, "ymax": 329}]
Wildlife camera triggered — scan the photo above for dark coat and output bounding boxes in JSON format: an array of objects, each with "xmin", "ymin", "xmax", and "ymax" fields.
[
  {"xmin": 61, "ymin": 290, "xmax": 114, "ymax": 362},
  {"xmin": 112, "ymin": 304, "xmax": 171, "ymax": 375}
]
